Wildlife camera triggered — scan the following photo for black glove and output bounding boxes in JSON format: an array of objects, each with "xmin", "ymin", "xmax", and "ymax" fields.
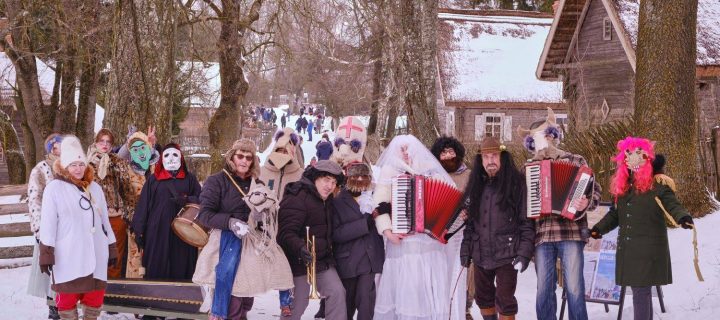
[
  {"xmin": 377, "ymin": 202, "xmax": 391, "ymax": 215},
  {"xmin": 460, "ymin": 255, "xmax": 471, "ymax": 268},
  {"xmin": 40, "ymin": 264, "xmax": 53, "ymax": 275},
  {"xmin": 108, "ymin": 257, "xmax": 117, "ymax": 267},
  {"xmin": 299, "ymin": 246, "xmax": 312, "ymax": 264},
  {"xmin": 512, "ymin": 256, "xmax": 530, "ymax": 273},
  {"xmin": 678, "ymin": 215, "xmax": 694, "ymax": 229},
  {"xmin": 135, "ymin": 234, "xmax": 145, "ymax": 250},
  {"xmin": 366, "ymin": 214, "xmax": 375, "ymax": 229},
  {"xmin": 589, "ymin": 227, "xmax": 602, "ymax": 239}
]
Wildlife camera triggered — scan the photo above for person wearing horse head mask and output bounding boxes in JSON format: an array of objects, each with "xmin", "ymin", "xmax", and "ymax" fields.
[
  {"xmin": 259, "ymin": 128, "xmax": 304, "ymax": 202},
  {"xmin": 517, "ymin": 108, "xmax": 601, "ymax": 320},
  {"xmin": 131, "ymin": 143, "xmax": 201, "ymax": 286}
]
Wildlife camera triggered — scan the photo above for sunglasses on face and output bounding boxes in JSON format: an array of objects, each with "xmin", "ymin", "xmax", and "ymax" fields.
[{"xmin": 234, "ymin": 154, "xmax": 254, "ymax": 161}]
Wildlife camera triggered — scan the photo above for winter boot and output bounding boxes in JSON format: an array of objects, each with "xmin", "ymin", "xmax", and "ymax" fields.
[
  {"xmin": 313, "ymin": 299, "xmax": 326, "ymax": 319},
  {"xmin": 479, "ymin": 307, "xmax": 497, "ymax": 320},
  {"xmin": 58, "ymin": 308, "xmax": 79, "ymax": 320},
  {"xmin": 48, "ymin": 305, "xmax": 61, "ymax": 320},
  {"xmin": 82, "ymin": 306, "xmax": 102, "ymax": 320}
]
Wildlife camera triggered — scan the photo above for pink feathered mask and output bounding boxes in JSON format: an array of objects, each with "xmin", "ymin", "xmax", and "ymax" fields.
[{"xmin": 610, "ymin": 137, "xmax": 655, "ymax": 197}]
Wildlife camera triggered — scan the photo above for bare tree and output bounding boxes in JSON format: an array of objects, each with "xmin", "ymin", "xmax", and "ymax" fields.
[{"xmin": 105, "ymin": 0, "xmax": 178, "ymax": 145}]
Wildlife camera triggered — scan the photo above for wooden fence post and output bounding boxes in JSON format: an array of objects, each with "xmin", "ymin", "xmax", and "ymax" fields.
[{"xmin": 711, "ymin": 127, "xmax": 720, "ymax": 201}]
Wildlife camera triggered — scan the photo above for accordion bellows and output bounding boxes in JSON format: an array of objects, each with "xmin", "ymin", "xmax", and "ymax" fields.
[
  {"xmin": 525, "ymin": 160, "xmax": 593, "ymax": 220},
  {"xmin": 390, "ymin": 174, "xmax": 465, "ymax": 243}
]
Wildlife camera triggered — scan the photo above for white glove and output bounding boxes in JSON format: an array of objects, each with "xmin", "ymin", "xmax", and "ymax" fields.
[{"xmin": 228, "ymin": 218, "xmax": 249, "ymax": 238}]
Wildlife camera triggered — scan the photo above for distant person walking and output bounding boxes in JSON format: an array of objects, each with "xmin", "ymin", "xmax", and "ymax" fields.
[
  {"xmin": 281, "ymin": 114, "xmax": 287, "ymax": 128},
  {"xmin": 307, "ymin": 120, "xmax": 314, "ymax": 142}
]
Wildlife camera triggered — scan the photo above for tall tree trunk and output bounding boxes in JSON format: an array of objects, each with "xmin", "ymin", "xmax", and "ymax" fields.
[
  {"xmin": 634, "ymin": 0, "xmax": 711, "ymax": 216},
  {"xmin": 1, "ymin": 0, "xmax": 53, "ymax": 165},
  {"xmin": 106, "ymin": 0, "xmax": 177, "ymax": 145},
  {"xmin": 0, "ymin": 111, "xmax": 26, "ymax": 184},
  {"xmin": 367, "ymin": 29, "xmax": 383, "ymax": 136},
  {"xmin": 400, "ymin": 0, "xmax": 439, "ymax": 146},
  {"xmin": 53, "ymin": 0, "xmax": 81, "ymax": 133},
  {"xmin": 207, "ymin": 0, "xmax": 263, "ymax": 151}
]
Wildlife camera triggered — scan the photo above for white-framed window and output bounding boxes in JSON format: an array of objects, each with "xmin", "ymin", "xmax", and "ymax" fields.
[
  {"xmin": 475, "ymin": 113, "xmax": 512, "ymax": 142},
  {"xmin": 603, "ymin": 17, "xmax": 613, "ymax": 41}
]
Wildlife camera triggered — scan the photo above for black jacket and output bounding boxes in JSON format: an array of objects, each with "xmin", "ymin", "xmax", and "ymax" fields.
[
  {"xmin": 331, "ymin": 189, "xmax": 385, "ymax": 279},
  {"xmin": 197, "ymin": 170, "xmax": 253, "ymax": 230},
  {"xmin": 278, "ymin": 177, "xmax": 336, "ymax": 276},
  {"xmin": 461, "ymin": 181, "xmax": 535, "ymax": 269}
]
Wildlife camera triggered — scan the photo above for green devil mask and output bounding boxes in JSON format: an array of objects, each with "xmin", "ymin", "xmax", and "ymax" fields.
[{"xmin": 129, "ymin": 140, "xmax": 152, "ymax": 170}]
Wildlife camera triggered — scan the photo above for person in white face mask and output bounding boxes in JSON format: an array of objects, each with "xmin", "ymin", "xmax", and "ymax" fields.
[{"xmin": 131, "ymin": 143, "xmax": 202, "ymax": 285}]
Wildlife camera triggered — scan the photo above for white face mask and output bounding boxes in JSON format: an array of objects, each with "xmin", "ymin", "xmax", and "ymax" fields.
[
  {"xmin": 532, "ymin": 130, "xmax": 549, "ymax": 152},
  {"xmin": 162, "ymin": 147, "xmax": 182, "ymax": 171}
]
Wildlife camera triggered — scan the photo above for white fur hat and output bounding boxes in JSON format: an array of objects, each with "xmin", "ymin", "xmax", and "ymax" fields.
[{"xmin": 60, "ymin": 136, "xmax": 88, "ymax": 168}]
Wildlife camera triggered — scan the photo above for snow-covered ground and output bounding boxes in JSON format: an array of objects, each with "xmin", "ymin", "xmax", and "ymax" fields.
[{"xmin": 2, "ymin": 209, "xmax": 719, "ymax": 319}]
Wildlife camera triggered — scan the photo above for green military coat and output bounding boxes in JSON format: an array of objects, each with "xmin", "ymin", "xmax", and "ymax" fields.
[{"xmin": 594, "ymin": 183, "xmax": 690, "ymax": 287}]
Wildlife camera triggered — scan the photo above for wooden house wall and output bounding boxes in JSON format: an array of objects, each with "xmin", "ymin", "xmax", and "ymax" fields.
[
  {"xmin": 566, "ymin": 0, "xmax": 635, "ymax": 130},
  {"xmin": 454, "ymin": 105, "xmax": 562, "ymax": 148}
]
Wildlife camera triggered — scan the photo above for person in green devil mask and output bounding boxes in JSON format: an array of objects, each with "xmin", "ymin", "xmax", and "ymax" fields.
[
  {"xmin": 130, "ymin": 139, "xmax": 153, "ymax": 171},
  {"xmin": 119, "ymin": 126, "xmax": 159, "ymax": 278}
]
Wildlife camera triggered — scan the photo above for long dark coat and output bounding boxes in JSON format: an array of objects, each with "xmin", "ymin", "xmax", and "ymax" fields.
[
  {"xmin": 461, "ymin": 182, "xmax": 535, "ymax": 270},
  {"xmin": 331, "ymin": 189, "xmax": 385, "ymax": 279},
  {"xmin": 594, "ymin": 183, "xmax": 690, "ymax": 287},
  {"xmin": 132, "ymin": 173, "xmax": 202, "ymax": 280},
  {"xmin": 277, "ymin": 178, "xmax": 336, "ymax": 276}
]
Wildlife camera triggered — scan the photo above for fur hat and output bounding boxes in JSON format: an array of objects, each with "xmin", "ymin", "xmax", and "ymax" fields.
[
  {"xmin": 60, "ymin": 136, "xmax": 87, "ymax": 168},
  {"xmin": 225, "ymin": 138, "xmax": 260, "ymax": 177},
  {"xmin": 305, "ymin": 160, "xmax": 345, "ymax": 185},
  {"xmin": 127, "ymin": 131, "xmax": 151, "ymax": 147},
  {"xmin": 345, "ymin": 162, "xmax": 372, "ymax": 193}
]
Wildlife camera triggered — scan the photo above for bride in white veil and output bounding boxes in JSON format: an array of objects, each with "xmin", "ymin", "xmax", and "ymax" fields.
[{"xmin": 372, "ymin": 135, "xmax": 459, "ymax": 320}]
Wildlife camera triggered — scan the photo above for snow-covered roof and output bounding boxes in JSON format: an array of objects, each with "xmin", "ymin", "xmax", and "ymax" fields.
[
  {"xmin": 613, "ymin": 0, "xmax": 720, "ymax": 66},
  {"xmin": 0, "ymin": 52, "xmax": 55, "ymax": 99},
  {"xmin": 440, "ymin": 10, "xmax": 563, "ymax": 103}
]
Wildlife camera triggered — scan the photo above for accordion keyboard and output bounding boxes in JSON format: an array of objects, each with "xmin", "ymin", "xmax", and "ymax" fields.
[
  {"xmin": 566, "ymin": 171, "xmax": 592, "ymax": 214},
  {"xmin": 526, "ymin": 164, "xmax": 542, "ymax": 218},
  {"xmin": 391, "ymin": 175, "xmax": 412, "ymax": 233}
]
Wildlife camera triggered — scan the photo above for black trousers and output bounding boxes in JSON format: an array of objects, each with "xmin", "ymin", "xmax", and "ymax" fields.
[
  {"xmin": 632, "ymin": 286, "xmax": 653, "ymax": 320},
  {"xmin": 474, "ymin": 263, "xmax": 519, "ymax": 316},
  {"xmin": 341, "ymin": 273, "xmax": 376, "ymax": 320}
]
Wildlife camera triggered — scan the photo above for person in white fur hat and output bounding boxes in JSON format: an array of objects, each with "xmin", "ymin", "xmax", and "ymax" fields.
[{"xmin": 39, "ymin": 135, "xmax": 117, "ymax": 320}]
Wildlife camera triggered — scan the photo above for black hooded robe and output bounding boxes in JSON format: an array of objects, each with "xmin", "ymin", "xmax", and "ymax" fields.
[{"xmin": 132, "ymin": 150, "xmax": 202, "ymax": 280}]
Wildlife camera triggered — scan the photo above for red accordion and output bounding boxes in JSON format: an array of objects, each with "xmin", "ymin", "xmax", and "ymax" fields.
[
  {"xmin": 525, "ymin": 160, "xmax": 593, "ymax": 220},
  {"xmin": 390, "ymin": 174, "xmax": 465, "ymax": 243}
]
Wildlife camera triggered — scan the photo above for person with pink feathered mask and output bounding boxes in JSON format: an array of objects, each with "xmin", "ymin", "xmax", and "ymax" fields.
[{"xmin": 591, "ymin": 137, "xmax": 694, "ymax": 320}]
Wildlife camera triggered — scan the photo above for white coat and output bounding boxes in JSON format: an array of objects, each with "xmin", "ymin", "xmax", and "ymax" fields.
[{"xmin": 39, "ymin": 180, "xmax": 116, "ymax": 285}]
